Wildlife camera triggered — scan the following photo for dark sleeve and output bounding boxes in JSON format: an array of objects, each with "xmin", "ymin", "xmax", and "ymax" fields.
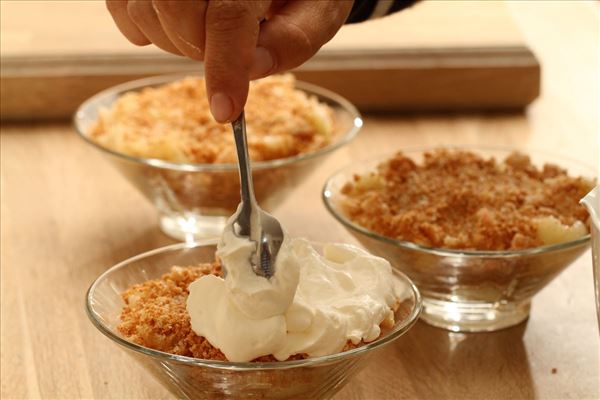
[{"xmin": 345, "ymin": 0, "xmax": 421, "ymax": 24}]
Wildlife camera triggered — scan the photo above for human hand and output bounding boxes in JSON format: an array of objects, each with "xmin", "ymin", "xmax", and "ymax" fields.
[{"xmin": 106, "ymin": 0, "xmax": 353, "ymax": 122}]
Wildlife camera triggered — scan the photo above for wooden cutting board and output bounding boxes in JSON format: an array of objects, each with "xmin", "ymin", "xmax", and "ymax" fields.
[{"xmin": 0, "ymin": 0, "xmax": 540, "ymax": 120}]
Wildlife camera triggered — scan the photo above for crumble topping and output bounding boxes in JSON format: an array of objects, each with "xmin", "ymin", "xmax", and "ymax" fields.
[
  {"xmin": 117, "ymin": 262, "xmax": 228, "ymax": 360},
  {"xmin": 90, "ymin": 75, "xmax": 334, "ymax": 164},
  {"xmin": 339, "ymin": 149, "xmax": 594, "ymax": 250}
]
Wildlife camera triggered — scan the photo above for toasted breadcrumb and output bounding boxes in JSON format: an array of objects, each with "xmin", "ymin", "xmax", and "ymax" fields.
[
  {"xmin": 339, "ymin": 150, "xmax": 594, "ymax": 251},
  {"xmin": 90, "ymin": 75, "xmax": 334, "ymax": 164},
  {"xmin": 118, "ymin": 262, "xmax": 229, "ymax": 360},
  {"xmin": 117, "ymin": 263, "xmax": 396, "ymax": 362}
]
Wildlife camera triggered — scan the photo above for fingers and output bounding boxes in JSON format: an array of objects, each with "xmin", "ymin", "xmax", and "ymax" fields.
[
  {"xmin": 204, "ymin": 1, "xmax": 270, "ymax": 122},
  {"xmin": 106, "ymin": 0, "xmax": 150, "ymax": 45},
  {"xmin": 125, "ymin": 0, "xmax": 182, "ymax": 55},
  {"xmin": 252, "ymin": 0, "xmax": 353, "ymax": 79},
  {"xmin": 152, "ymin": 0, "xmax": 208, "ymax": 60},
  {"xmin": 106, "ymin": 0, "xmax": 350, "ymax": 124}
]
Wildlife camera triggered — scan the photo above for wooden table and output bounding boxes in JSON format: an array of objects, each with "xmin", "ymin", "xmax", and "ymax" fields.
[{"xmin": 1, "ymin": 2, "xmax": 598, "ymax": 399}]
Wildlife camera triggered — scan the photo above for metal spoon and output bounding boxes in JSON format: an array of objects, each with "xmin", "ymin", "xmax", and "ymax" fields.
[{"xmin": 229, "ymin": 111, "xmax": 284, "ymax": 278}]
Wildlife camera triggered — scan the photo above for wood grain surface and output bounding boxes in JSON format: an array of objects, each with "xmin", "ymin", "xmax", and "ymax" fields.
[{"xmin": 1, "ymin": 1, "xmax": 599, "ymax": 399}]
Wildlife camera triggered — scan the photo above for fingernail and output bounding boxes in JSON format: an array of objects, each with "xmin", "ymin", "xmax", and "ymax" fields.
[
  {"xmin": 210, "ymin": 92, "xmax": 234, "ymax": 122},
  {"xmin": 250, "ymin": 47, "xmax": 274, "ymax": 78}
]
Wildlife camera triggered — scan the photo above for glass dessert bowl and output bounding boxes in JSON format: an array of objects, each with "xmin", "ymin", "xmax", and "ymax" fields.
[
  {"xmin": 581, "ymin": 185, "xmax": 600, "ymax": 331},
  {"xmin": 85, "ymin": 239, "xmax": 421, "ymax": 400},
  {"xmin": 323, "ymin": 147, "xmax": 595, "ymax": 332},
  {"xmin": 74, "ymin": 74, "xmax": 362, "ymax": 241}
]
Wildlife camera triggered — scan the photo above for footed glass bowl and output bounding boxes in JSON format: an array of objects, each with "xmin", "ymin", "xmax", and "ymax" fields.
[
  {"xmin": 581, "ymin": 185, "xmax": 600, "ymax": 330},
  {"xmin": 74, "ymin": 75, "xmax": 362, "ymax": 241},
  {"xmin": 323, "ymin": 147, "xmax": 595, "ymax": 332},
  {"xmin": 85, "ymin": 240, "xmax": 421, "ymax": 400}
]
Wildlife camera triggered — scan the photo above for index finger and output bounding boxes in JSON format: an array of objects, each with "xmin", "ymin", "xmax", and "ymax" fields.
[
  {"xmin": 106, "ymin": 0, "xmax": 151, "ymax": 45},
  {"xmin": 204, "ymin": 1, "xmax": 269, "ymax": 122}
]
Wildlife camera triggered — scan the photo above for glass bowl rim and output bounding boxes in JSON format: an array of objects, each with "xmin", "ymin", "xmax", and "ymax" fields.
[
  {"xmin": 322, "ymin": 145, "xmax": 594, "ymax": 258},
  {"xmin": 73, "ymin": 73, "xmax": 363, "ymax": 172},
  {"xmin": 85, "ymin": 239, "xmax": 422, "ymax": 371}
]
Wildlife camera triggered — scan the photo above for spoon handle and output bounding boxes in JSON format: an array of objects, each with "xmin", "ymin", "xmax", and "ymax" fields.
[{"xmin": 232, "ymin": 112, "xmax": 255, "ymax": 235}]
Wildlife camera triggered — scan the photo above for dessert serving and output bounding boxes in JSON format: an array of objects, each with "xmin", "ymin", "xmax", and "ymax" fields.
[
  {"xmin": 118, "ymin": 222, "xmax": 407, "ymax": 363},
  {"xmin": 86, "ymin": 237, "xmax": 420, "ymax": 399},
  {"xmin": 338, "ymin": 149, "xmax": 594, "ymax": 250},
  {"xmin": 323, "ymin": 147, "xmax": 596, "ymax": 332},
  {"xmin": 75, "ymin": 74, "xmax": 361, "ymax": 241}
]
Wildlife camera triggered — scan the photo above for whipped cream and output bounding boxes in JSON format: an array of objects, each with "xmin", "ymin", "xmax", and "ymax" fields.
[{"xmin": 187, "ymin": 221, "xmax": 404, "ymax": 362}]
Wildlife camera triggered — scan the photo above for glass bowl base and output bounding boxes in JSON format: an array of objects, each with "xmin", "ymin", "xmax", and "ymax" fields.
[
  {"xmin": 159, "ymin": 213, "xmax": 227, "ymax": 241},
  {"xmin": 420, "ymin": 298, "xmax": 531, "ymax": 332}
]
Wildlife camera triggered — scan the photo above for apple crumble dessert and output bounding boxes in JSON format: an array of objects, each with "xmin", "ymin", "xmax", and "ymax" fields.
[
  {"xmin": 339, "ymin": 149, "xmax": 594, "ymax": 250},
  {"xmin": 117, "ymin": 263, "xmax": 383, "ymax": 362},
  {"xmin": 117, "ymin": 262, "xmax": 307, "ymax": 362},
  {"xmin": 89, "ymin": 74, "xmax": 334, "ymax": 164},
  {"xmin": 117, "ymin": 238, "xmax": 406, "ymax": 362}
]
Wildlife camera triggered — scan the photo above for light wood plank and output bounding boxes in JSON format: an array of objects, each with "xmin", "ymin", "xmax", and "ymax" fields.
[{"xmin": 1, "ymin": 111, "xmax": 598, "ymax": 399}]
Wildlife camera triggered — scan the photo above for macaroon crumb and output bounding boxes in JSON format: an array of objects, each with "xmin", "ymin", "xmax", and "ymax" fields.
[
  {"xmin": 90, "ymin": 74, "xmax": 334, "ymax": 164},
  {"xmin": 340, "ymin": 149, "xmax": 593, "ymax": 251}
]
